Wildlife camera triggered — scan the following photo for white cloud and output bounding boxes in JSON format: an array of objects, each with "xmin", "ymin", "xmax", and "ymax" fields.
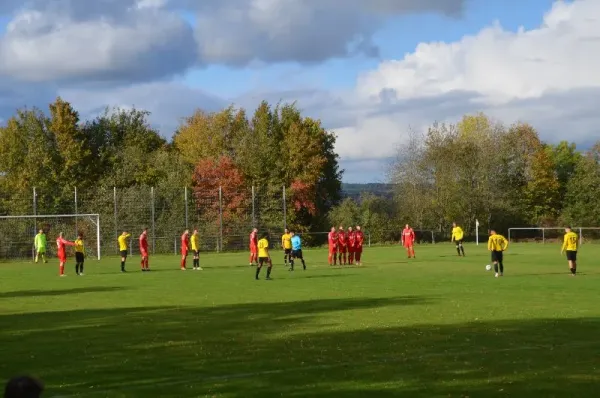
[
  {"xmin": 330, "ymin": 0, "xmax": 600, "ymax": 163},
  {"xmin": 0, "ymin": 1, "xmax": 196, "ymax": 83}
]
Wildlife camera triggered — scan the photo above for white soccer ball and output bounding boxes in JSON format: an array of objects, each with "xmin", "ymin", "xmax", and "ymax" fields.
[{"xmin": 485, "ymin": 264, "xmax": 492, "ymax": 271}]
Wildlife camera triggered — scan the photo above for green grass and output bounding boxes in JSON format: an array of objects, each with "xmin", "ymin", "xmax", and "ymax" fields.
[{"xmin": 1, "ymin": 243, "xmax": 599, "ymax": 397}]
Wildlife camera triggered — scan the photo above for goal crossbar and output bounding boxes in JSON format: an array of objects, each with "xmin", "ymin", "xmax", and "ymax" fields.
[
  {"xmin": 507, "ymin": 227, "xmax": 600, "ymax": 244},
  {"xmin": 0, "ymin": 214, "xmax": 101, "ymax": 260}
]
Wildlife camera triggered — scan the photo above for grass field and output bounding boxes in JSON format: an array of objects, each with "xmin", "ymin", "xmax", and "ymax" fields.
[{"xmin": 1, "ymin": 243, "xmax": 599, "ymax": 397}]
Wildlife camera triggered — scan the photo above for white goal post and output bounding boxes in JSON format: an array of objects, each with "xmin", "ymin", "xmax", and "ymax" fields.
[
  {"xmin": 0, "ymin": 214, "xmax": 101, "ymax": 260},
  {"xmin": 507, "ymin": 227, "xmax": 600, "ymax": 244}
]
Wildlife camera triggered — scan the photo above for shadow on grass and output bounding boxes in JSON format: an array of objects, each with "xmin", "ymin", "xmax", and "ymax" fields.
[
  {"xmin": 0, "ymin": 286, "xmax": 127, "ymax": 298},
  {"xmin": 1, "ymin": 297, "xmax": 599, "ymax": 397}
]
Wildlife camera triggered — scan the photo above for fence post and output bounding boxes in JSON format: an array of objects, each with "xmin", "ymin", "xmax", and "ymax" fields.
[
  {"xmin": 74, "ymin": 187, "xmax": 78, "ymax": 236},
  {"xmin": 282, "ymin": 185, "xmax": 287, "ymax": 230},
  {"xmin": 368, "ymin": 232, "xmax": 371, "ymax": 247},
  {"xmin": 151, "ymin": 187, "xmax": 156, "ymax": 254},
  {"xmin": 184, "ymin": 187, "xmax": 188, "ymax": 230},
  {"xmin": 579, "ymin": 228, "xmax": 583, "ymax": 245},
  {"xmin": 542, "ymin": 228, "xmax": 545, "ymax": 244},
  {"xmin": 431, "ymin": 231, "xmax": 435, "ymax": 244},
  {"xmin": 219, "ymin": 186, "xmax": 223, "ymax": 252},
  {"xmin": 32, "ymin": 187, "xmax": 37, "ymax": 261},
  {"xmin": 113, "ymin": 187, "xmax": 118, "ymax": 249},
  {"xmin": 252, "ymin": 185, "xmax": 256, "ymax": 228}
]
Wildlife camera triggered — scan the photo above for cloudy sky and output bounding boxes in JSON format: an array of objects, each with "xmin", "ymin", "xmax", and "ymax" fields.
[{"xmin": 0, "ymin": 0, "xmax": 598, "ymax": 182}]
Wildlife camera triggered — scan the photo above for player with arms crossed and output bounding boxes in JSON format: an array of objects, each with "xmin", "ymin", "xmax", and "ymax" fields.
[
  {"xmin": 255, "ymin": 233, "xmax": 273, "ymax": 280},
  {"xmin": 180, "ymin": 229, "xmax": 189, "ymax": 270},
  {"xmin": 191, "ymin": 229, "xmax": 202, "ymax": 270},
  {"xmin": 139, "ymin": 228, "xmax": 149, "ymax": 271},
  {"xmin": 488, "ymin": 229, "xmax": 508, "ymax": 277},
  {"xmin": 282, "ymin": 228, "xmax": 292, "ymax": 267},
  {"xmin": 74, "ymin": 233, "xmax": 85, "ymax": 275},
  {"xmin": 289, "ymin": 230, "xmax": 306, "ymax": 271},
  {"xmin": 451, "ymin": 222, "xmax": 466, "ymax": 257},
  {"xmin": 338, "ymin": 226, "xmax": 348, "ymax": 265},
  {"xmin": 34, "ymin": 229, "xmax": 48, "ymax": 263},
  {"xmin": 355, "ymin": 225, "xmax": 364, "ymax": 265},
  {"xmin": 56, "ymin": 232, "xmax": 75, "ymax": 276},
  {"xmin": 401, "ymin": 224, "xmax": 416, "ymax": 258},
  {"xmin": 118, "ymin": 231, "xmax": 131, "ymax": 272},
  {"xmin": 249, "ymin": 228, "xmax": 258, "ymax": 266},
  {"xmin": 328, "ymin": 226, "xmax": 338, "ymax": 266},
  {"xmin": 561, "ymin": 227, "xmax": 578, "ymax": 276}
]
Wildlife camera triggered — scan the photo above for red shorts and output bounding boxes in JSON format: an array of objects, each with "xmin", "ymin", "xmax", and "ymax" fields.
[
  {"xmin": 181, "ymin": 248, "xmax": 188, "ymax": 256},
  {"xmin": 338, "ymin": 246, "xmax": 347, "ymax": 253},
  {"xmin": 403, "ymin": 241, "xmax": 414, "ymax": 248},
  {"xmin": 140, "ymin": 250, "xmax": 148, "ymax": 257},
  {"xmin": 250, "ymin": 246, "xmax": 257, "ymax": 254},
  {"xmin": 58, "ymin": 254, "xmax": 66, "ymax": 263},
  {"xmin": 328, "ymin": 245, "xmax": 337, "ymax": 254}
]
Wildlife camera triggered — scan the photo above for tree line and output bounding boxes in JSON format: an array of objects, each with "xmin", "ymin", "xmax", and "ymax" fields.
[
  {"xmin": 385, "ymin": 113, "xmax": 598, "ymax": 239},
  {"xmin": 0, "ymin": 97, "xmax": 342, "ymax": 247}
]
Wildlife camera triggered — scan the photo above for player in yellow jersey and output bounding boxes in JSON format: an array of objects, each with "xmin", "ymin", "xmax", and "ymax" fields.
[
  {"xmin": 118, "ymin": 231, "xmax": 131, "ymax": 272},
  {"xmin": 281, "ymin": 228, "xmax": 292, "ymax": 267},
  {"xmin": 191, "ymin": 229, "xmax": 202, "ymax": 271},
  {"xmin": 561, "ymin": 227, "xmax": 578, "ymax": 276},
  {"xmin": 255, "ymin": 233, "xmax": 273, "ymax": 280},
  {"xmin": 74, "ymin": 233, "xmax": 85, "ymax": 276},
  {"xmin": 451, "ymin": 222, "xmax": 466, "ymax": 257},
  {"xmin": 488, "ymin": 229, "xmax": 508, "ymax": 277}
]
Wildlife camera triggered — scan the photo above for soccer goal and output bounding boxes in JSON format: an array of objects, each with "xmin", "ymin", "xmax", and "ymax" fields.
[
  {"xmin": 0, "ymin": 214, "xmax": 101, "ymax": 261},
  {"xmin": 507, "ymin": 227, "xmax": 600, "ymax": 244}
]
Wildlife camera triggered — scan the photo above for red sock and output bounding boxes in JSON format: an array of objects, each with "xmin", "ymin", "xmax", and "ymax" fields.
[
  {"xmin": 180, "ymin": 258, "xmax": 185, "ymax": 269},
  {"xmin": 59, "ymin": 264, "xmax": 64, "ymax": 275}
]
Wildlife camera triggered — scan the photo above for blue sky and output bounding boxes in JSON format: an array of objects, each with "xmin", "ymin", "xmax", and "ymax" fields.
[{"xmin": 1, "ymin": 0, "xmax": 598, "ymax": 183}]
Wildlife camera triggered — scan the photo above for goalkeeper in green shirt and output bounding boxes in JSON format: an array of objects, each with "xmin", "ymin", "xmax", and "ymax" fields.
[{"xmin": 34, "ymin": 229, "xmax": 48, "ymax": 263}]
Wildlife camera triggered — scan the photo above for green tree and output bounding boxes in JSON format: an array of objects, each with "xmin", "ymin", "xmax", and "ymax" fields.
[
  {"xmin": 562, "ymin": 146, "xmax": 600, "ymax": 226},
  {"xmin": 524, "ymin": 148, "xmax": 561, "ymax": 225}
]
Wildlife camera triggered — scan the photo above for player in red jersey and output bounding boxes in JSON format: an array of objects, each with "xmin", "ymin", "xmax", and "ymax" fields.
[
  {"xmin": 249, "ymin": 228, "xmax": 258, "ymax": 266},
  {"xmin": 56, "ymin": 232, "xmax": 75, "ymax": 276},
  {"xmin": 337, "ymin": 226, "xmax": 348, "ymax": 265},
  {"xmin": 328, "ymin": 226, "xmax": 338, "ymax": 265},
  {"xmin": 180, "ymin": 229, "xmax": 189, "ymax": 270},
  {"xmin": 355, "ymin": 225, "xmax": 364, "ymax": 265},
  {"xmin": 347, "ymin": 226, "xmax": 356, "ymax": 265},
  {"xmin": 401, "ymin": 224, "xmax": 416, "ymax": 258},
  {"xmin": 139, "ymin": 228, "xmax": 149, "ymax": 271}
]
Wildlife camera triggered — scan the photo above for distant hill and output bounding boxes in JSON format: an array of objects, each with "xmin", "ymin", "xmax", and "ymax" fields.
[{"xmin": 341, "ymin": 183, "xmax": 395, "ymax": 200}]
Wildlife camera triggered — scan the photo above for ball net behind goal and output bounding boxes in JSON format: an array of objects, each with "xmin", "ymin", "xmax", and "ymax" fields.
[{"xmin": 0, "ymin": 214, "xmax": 99, "ymax": 261}]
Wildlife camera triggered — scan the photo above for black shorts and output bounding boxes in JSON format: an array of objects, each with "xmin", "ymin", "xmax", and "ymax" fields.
[
  {"xmin": 193, "ymin": 250, "xmax": 199, "ymax": 256},
  {"xmin": 566, "ymin": 250, "xmax": 577, "ymax": 261},
  {"xmin": 120, "ymin": 250, "xmax": 128, "ymax": 258},
  {"xmin": 291, "ymin": 249, "xmax": 303, "ymax": 259},
  {"xmin": 75, "ymin": 252, "xmax": 84, "ymax": 263},
  {"xmin": 258, "ymin": 257, "xmax": 270, "ymax": 266},
  {"xmin": 491, "ymin": 250, "xmax": 503, "ymax": 263},
  {"xmin": 455, "ymin": 239, "xmax": 463, "ymax": 245},
  {"xmin": 284, "ymin": 248, "xmax": 291, "ymax": 255}
]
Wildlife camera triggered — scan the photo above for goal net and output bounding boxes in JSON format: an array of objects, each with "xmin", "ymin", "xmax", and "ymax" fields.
[
  {"xmin": 0, "ymin": 214, "xmax": 101, "ymax": 261},
  {"xmin": 507, "ymin": 227, "xmax": 600, "ymax": 244}
]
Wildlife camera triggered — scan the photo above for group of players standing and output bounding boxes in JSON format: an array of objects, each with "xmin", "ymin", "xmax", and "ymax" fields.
[{"xmin": 326, "ymin": 225, "xmax": 365, "ymax": 266}]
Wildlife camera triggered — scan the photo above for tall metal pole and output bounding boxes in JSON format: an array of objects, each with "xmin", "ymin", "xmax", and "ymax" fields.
[
  {"xmin": 219, "ymin": 186, "xmax": 223, "ymax": 252},
  {"xmin": 96, "ymin": 215, "xmax": 101, "ymax": 260},
  {"xmin": 113, "ymin": 187, "xmax": 118, "ymax": 251},
  {"xmin": 251, "ymin": 185, "xmax": 256, "ymax": 228},
  {"xmin": 184, "ymin": 187, "xmax": 189, "ymax": 229},
  {"xmin": 74, "ymin": 187, "xmax": 78, "ymax": 236},
  {"xmin": 151, "ymin": 187, "xmax": 156, "ymax": 254},
  {"xmin": 282, "ymin": 185, "xmax": 287, "ymax": 230},
  {"xmin": 32, "ymin": 187, "xmax": 37, "ymax": 262}
]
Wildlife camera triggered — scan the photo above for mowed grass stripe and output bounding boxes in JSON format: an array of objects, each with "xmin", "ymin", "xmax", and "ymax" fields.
[{"xmin": 1, "ymin": 243, "xmax": 599, "ymax": 397}]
